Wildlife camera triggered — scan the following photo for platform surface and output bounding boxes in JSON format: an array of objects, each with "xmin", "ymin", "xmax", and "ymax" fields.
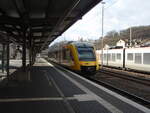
[{"xmin": 0, "ymin": 58, "xmax": 149, "ymax": 113}]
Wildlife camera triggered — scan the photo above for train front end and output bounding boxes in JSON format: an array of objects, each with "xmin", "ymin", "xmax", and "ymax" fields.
[{"xmin": 72, "ymin": 42, "xmax": 99, "ymax": 75}]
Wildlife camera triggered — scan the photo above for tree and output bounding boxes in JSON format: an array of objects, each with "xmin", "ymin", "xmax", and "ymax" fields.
[{"xmin": 105, "ymin": 30, "xmax": 119, "ymax": 38}]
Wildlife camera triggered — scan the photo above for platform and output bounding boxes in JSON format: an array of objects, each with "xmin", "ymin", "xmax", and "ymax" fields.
[{"xmin": 0, "ymin": 58, "xmax": 149, "ymax": 113}]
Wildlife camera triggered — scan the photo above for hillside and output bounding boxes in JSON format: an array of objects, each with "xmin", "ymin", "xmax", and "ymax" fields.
[{"xmin": 94, "ymin": 25, "xmax": 150, "ymax": 49}]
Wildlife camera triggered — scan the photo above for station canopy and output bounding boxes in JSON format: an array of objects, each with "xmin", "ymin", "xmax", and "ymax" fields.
[{"xmin": 0, "ymin": 0, "xmax": 101, "ymax": 52}]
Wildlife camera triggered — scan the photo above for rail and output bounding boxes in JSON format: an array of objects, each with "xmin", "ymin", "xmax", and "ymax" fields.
[
  {"xmin": 99, "ymin": 69, "xmax": 150, "ymax": 86},
  {"xmin": 89, "ymin": 76, "xmax": 150, "ymax": 108}
]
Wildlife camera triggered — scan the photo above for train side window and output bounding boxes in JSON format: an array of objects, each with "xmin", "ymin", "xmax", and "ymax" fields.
[
  {"xmin": 66, "ymin": 49, "xmax": 71, "ymax": 60},
  {"xmin": 107, "ymin": 54, "xmax": 111, "ymax": 61},
  {"xmin": 117, "ymin": 53, "xmax": 121, "ymax": 60},
  {"xmin": 63, "ymin": 49, "xmax": 66, "ymax": 60},
  {"xmin": 135, "ymin": 53, "xmax": 142, "ymax": 64},
  {"xmin": 112, "ymin": 53, "xmax": 116, "ymax": 61},
  {"xmin": 103, "ymin": 54, "xmax": 107, "ymax": 61},
  {"xmin": 143, "ymin": 53, "xmax": 150, "ymax": 65},
  {"xmin": 127, "ymin": 53, "xmax": 133, "ymax": 61},
  {"xmin": 70, "ymin": 51, "xmax": 74, "ymax": 61}
]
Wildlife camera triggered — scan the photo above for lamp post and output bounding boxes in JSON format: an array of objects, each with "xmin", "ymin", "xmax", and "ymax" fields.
[
  {"xmin": 101, "ymin": 1, "xmax": 105, "ymax": 69},
  {"xmin": 130, "ymin": 27, "xmax": 132, "ymax": 47}
]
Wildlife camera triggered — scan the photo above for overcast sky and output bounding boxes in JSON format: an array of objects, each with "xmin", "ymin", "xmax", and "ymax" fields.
[{"xmin": 51, "ymin": 0, "xmax": 150, "ymax": 45}]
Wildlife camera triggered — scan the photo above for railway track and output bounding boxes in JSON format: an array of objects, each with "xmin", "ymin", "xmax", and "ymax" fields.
[
  {"xmin": 99, "ymin": 69, "xmax": 150, "ymax": 86},
  {"xmin": 89, "ymin": 76, "xmax": 150, "ymax": 109},
  {"xmin": 88, "ymin": 68, "xmax": 150, "ymax": 108}
]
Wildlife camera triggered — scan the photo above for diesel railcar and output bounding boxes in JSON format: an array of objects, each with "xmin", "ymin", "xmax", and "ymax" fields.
[
  {"xmin": 48, "ymin": 41, "xmax": 99, "ymax": 74},
  {"xmin": 96, "ymin": 47, "xmax": 150, "ymax": 73}
]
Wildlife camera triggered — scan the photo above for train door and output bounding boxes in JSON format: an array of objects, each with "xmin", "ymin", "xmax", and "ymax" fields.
[
  {"xmin": 123, "ymin": 48, "xmax": 125, "ymax": 68},
  {"xmin": 106, "ymin": 49, "xmax": 108, "ymax": 66}
]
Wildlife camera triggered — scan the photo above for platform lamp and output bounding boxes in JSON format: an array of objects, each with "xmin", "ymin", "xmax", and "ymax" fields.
[{"xmin": 101, "ymin": 1, "xmax": 105, "ymax": 69}]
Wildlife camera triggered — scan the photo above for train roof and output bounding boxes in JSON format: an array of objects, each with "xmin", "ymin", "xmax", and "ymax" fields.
[
  {"xmin": 49, "ymin": 41, "xmax": 94, "ymax": 52},
  {"xmin": 109, "ymin": 46, "xmax": 123, "ymax": 49},
  {"xmin": 69, "ymin": 41, "xmax": 94, "ymax": 48}
]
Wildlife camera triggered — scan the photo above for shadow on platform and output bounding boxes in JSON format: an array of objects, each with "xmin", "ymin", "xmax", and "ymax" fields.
[{"xmin": 0, "ymin": 65, "xmax": 60, "ymax": 99}]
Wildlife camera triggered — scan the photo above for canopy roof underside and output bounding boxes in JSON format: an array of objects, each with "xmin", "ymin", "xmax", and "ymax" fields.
[{"xmin": 0, "ymin": 0, "xmax": 101, "ymax": 52}]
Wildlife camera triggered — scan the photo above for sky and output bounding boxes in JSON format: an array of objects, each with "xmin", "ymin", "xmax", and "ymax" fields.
[{"xmin": 50, "ymin": 0, "xmax": 150, "ymax": 45}]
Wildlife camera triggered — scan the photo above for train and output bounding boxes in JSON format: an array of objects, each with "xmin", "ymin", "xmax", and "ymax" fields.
[
  {"xmin": 96, "ymin": 47, "xmax": 150, "ymax": 73},
  {"xmin": 48, "ymin": 41, "xmax": 99, "ymax": 74}
]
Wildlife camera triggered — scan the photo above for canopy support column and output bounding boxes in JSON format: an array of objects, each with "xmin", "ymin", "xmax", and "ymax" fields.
[
  {"xmin": 6, "ymin": 37, "xmax": 10, "ymax": 77},
  {"xmin": 22, "ymin": 30, "xmax": 26, "ymax": 72},
  {"xmin": 29, "ymin": 28, "xmax": 32, "ymax": 67},
  {"xmin": 2, "ymin": 44, "xmax": 5, "ymax": 73}
]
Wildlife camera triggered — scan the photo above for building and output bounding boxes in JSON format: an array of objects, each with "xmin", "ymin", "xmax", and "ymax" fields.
[
  {"xmin": 9, "ymin": 43, "xmax": 17, "ymax": 59},
  {"xmin": 116, "ymin": 39, "xmax": 126, "ymax": 48},
  {"xmin": 104, "ymin": 44, "xmax": 110, "ymax": 49}
]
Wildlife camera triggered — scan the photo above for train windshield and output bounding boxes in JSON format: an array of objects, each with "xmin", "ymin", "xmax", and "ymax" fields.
[{"xmin": 77, "ymin": 47, "xmax": 96, "ymax": 61}]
